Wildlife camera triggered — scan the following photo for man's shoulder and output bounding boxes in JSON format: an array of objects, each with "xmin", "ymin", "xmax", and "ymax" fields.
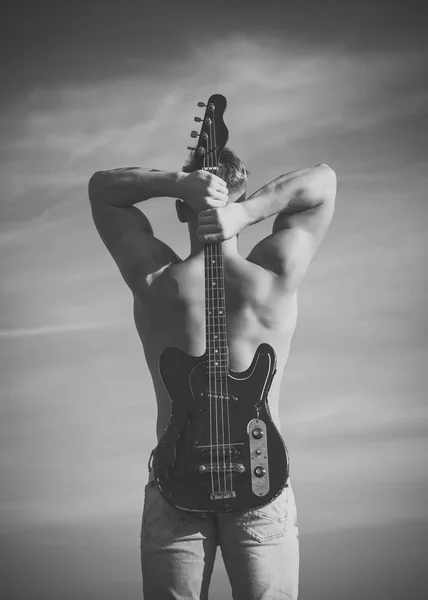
[{"xmin": 245, "ymin": 233, "xmax": 309, "ymax": 293}]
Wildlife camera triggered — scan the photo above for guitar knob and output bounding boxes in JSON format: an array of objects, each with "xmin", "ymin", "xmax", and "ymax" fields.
[
  {"xmin": 197, "ymin": 101, "xmax": 206, "ymax": 107},
  {"xmin": 254, "ymin": 466, "xmax": 266, "ymax": 478},
  {"xmin": 190, "ymin": 130, "xmax": 199, "ymax": 138},
  {"xmin": 252, "ymin": 427, "xmax": 264, "ymax": 439}
]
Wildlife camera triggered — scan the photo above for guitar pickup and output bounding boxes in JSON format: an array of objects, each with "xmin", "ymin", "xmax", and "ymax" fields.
[
  {"xmin": 200, "ymin": 391, "xmax": 238, "ymax": 402},
  {"xmin": 195, "ymin": 443, "xmax": 244, "ymax": 459}
]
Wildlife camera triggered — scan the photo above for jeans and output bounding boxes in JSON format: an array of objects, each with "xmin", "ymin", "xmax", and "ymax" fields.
[{"xmin": 140, "ymin": 454, "xmax": 299, "ymax": 600}]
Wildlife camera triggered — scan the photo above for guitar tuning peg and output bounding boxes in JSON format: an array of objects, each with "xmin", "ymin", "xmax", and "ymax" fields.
[
  {"xmin": 194, "ymin": 116, "xmax": 203, "ymax": 122},
  {"xmin": 197, "ymin": 101, "xmax": 206, "ymax": 107},
  {"xmin": 187, "ymin": 146, "xmax": 195, "ymax": 151},
  {"xmin": 190, "ymin": 130, "xmax": 199, "ymax": 138}
]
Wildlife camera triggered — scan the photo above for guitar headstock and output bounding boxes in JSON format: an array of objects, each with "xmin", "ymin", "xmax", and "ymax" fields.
[{"xmin": 188, "ymin": 94, "xmax": 229, "ymax": 171}]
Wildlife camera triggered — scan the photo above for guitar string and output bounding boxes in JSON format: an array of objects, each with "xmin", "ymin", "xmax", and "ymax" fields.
[
  {"xmin": 211, "ymin": 112, "xmax": 232, "ymax": 493},
  {"xmin": 207, "ymin": 234, "xmax": 220, "ymax": 494},
  {"xmin": 207, "ymin": 131, "xmax": 221, "ymax": 493},
  {"xmin": 208, "ymin": 118, "xmax": 222, "ymax": 492},
  {"xmin": 205, "ymin": 139, "xmax": 220, "ymax": 493},
  {"xmin": 211, "ymin": 115, "xmax": 229, "ymax": 493},
  {"xmin": 214, "ymin": 112, "xmax": 233, "ymax": 492},
  {"xmin": 203, "ymin": 142, "xmax": 215, "ymax": 494},
  {"xmin": 208, "ymin": 247, "xmax": 215, "ymax": 493}
]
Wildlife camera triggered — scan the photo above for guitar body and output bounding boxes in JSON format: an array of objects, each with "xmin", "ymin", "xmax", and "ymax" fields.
[{"xmin": 153, "ymin": 343, "xmax": 289, "ymax": 513}]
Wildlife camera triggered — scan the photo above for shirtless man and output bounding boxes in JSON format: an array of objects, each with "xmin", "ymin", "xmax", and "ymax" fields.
[{"xmin": 88, "ymin": 148, "xmax": 336, "ymax": 600}]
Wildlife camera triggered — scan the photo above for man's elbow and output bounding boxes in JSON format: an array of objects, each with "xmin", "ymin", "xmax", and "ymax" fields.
[
  {"xmin": 314, "ymin": 163, "xmax": 337, "ymax": 205},
  {"xmin": 88, "ymin": 171, "xmax": 106, "ymax": 204},
  {"xmin": 316, "ymin": 163, "xmax": 336, "ymax": 182}
]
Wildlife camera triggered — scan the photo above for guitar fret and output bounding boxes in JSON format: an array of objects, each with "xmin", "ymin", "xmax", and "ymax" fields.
[
  {"xmin": 207, "ymin": 362, "xmax": 229, "ymax": 365},
  {"xmin": 207, "ymin": 359, "xmax": 228, "ymax": 362},
  {"xmin": 207, "ymin": 361, "xmax": 228, "ymax": 364}
]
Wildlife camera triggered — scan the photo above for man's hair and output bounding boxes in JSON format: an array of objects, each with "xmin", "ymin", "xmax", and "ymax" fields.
[{"xmin": 182, "ymin": 146, "xmax": 249, "ymax": 194}]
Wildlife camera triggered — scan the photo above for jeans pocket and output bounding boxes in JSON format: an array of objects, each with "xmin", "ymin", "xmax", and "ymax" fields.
[
  {"xmin": 235, "ymin": 487, "xmax": 289, "ymax": 543},
  {"xmin": 142, "ymin": 482, "xmax": 188, "ymax": 546}
]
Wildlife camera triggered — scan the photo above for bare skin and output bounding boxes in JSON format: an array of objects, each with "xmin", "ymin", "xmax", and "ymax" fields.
[{"xmin": 89, "ymin": 165, "xmax": 336, "ymax": 440}]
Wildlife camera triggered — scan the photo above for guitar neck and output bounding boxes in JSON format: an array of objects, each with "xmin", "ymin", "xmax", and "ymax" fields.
[
  {"xmin": 189, "ymin": 93, "xmax": 230, "ymax": 375},
  {"xmin": 204, "ymin": 242, "xmax": 229, "ymax": 375}
]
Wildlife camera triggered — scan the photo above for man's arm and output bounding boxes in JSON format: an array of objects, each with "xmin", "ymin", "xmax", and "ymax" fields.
[
  {"xmin": 89, "ymin": 167, "xmax": 183, "ymax": 207},
  {"xmin": 89, "ymin": 168, "xmax": 182, "ymax": 292},
  {"xmin": 88, "ymin": 167, "xmax": 228, "ymax": 292},
  {"xmin": 196, "ymin": 164, "xmax": 336, "ymax": 289},
  {"xmin": 245, "ymin": 163, "xmax": 336, "ymax": 289}
]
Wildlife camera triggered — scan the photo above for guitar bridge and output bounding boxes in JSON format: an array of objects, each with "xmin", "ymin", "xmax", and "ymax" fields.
[
  {"xmin": 210, "ymin": 490, "xmax": 236, "ymax": 500},
  {"xmin": 198, "ymin": 462, "xmax": 245, "ymax": 474}
]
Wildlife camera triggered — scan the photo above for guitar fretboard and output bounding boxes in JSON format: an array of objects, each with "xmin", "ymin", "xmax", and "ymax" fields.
[{"xmin": 204, "ymin": 243, "xmax": 229, "ymax": 375}]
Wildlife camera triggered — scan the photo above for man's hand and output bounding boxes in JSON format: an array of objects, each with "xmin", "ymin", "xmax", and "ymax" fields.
[
  {"xmin": 196, "ymin": 203, "xmax": 249, "ymax": 243},
  {"xmin": 178, "ymin": 170, "xmax": 229, "ymax": 213}
]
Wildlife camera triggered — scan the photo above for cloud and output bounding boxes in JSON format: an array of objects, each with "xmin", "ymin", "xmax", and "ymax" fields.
[
  {"xmin": 1, "ymin": 35, "xmax": 426, "ymax": 228},
  {"xmin": 0, "ymin": 321, "xmax": 120, "ymax": 338}
]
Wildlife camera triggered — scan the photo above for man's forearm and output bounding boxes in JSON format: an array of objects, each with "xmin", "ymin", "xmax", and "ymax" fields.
[
  {"xmin": 241, "ymin": 163, "xmax": 336, "ymax": 227},
  {"xmin": 88, "ymin": 167, "xmax": 185, "ymax": 207}
]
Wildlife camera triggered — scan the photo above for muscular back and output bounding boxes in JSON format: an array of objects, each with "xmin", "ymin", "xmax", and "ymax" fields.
[
  {"xmin": 133, "ymin": 249, "xmax": 298, "ymax": 439},
  {"xmin": 89, "ymin": 164, "xmax": 336, "ymax": 440}
]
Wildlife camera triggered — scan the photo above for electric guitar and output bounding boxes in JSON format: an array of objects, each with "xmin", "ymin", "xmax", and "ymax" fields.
[{"xmin": 153, "ymin": 94, "xmax": 289, "ymax": 512}]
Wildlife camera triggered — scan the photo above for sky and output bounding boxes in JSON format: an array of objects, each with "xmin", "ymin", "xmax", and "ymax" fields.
[{"xmin": 1, "ymin": 0, "xmax": 427, "ymax": 598}]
